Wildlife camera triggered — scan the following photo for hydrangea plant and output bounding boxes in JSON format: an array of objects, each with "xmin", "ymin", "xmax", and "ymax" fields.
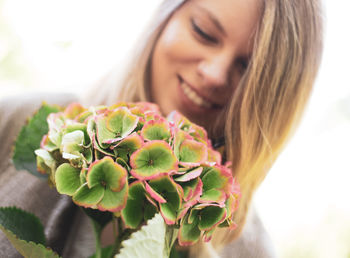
[{"xmin": 3, "ymin": 102, "xmax": 241, "ymax": 258}]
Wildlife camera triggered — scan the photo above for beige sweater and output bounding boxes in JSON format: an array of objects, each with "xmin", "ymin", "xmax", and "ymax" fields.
[{"xmin": 0, "ymin": 93, "xmax": 276, "ymax": 258}]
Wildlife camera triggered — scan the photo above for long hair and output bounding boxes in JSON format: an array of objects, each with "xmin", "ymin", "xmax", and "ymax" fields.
[{"xmin": 85, "ymin": 0, "xmax": 323, "ymax": 253}]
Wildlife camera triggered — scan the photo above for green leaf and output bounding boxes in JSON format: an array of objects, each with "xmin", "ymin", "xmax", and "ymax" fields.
[
  {"xmin": 0, "ymin": 226, "xmax": 60, "ymax": 258},
  {"xmin": 55, "ymin": 163, "xmax": 81, "ymax": 196},
  {"xmin": 12, "ymin": 104, "xmax": 60, "ymax": 178},
  {"xmin": 0, "ymin": 207, "xmax": 60, "ymax": 257},
  {"xmin": 0, "ymin": 207, "xmax": 46, "ymax": 245},
  {"xmin": 116, "ymin": 213, "xmax": 167, "ymax": 258}
]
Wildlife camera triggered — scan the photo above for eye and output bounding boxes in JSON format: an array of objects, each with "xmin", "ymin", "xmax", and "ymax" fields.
[{"xmin": 191, "ymin": 18, "xmax": 218, "ymax": 44}]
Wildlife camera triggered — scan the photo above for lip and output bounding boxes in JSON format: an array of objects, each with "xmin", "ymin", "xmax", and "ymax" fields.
[
  {"xmin": 177, "ymin": 76, "xmax": 223, "ymax": 115},
  {"xmin": 177, "ymin": 75, "xmax": 223, "ymax": 109}
]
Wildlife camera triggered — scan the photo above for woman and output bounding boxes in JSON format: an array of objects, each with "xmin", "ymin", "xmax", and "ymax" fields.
[
  {"xmin": 0, "ymin": 0, "xmax": 322, "ymax": 257},
  {"xmin": 87, "ymin": 0, "xmax": 323, "ymax": 256}
]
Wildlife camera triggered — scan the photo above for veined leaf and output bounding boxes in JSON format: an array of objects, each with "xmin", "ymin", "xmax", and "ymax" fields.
[
  {"xmin": 0, "ymin": 207, "xmax": 46, "ymax": 245},
  {"xmin": 0, "ymin": 227, "xmax": 60, "ymax": 258},
  {"xmin": 116, "ymin": 213, "xmax": 167, "ymax": 258},
  {"xmin": 0, "ymin": 207, "xmax": 60, "ymax": 258},
  {"xmin": 12, "ymin": 103, "xmax": 60, "ymax": 177}
]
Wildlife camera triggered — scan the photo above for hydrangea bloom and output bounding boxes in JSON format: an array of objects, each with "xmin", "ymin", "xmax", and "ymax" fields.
[{"xmin": 35, "ymin": 102, "xmax": 241, "ymax": 246}]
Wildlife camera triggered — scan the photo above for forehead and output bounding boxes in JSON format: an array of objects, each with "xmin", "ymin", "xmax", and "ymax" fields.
[{"xmin": 181, "ymin": 0, "xmax": 261, "ymax": 54}]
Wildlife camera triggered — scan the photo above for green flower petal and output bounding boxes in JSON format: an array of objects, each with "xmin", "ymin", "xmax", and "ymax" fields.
[
  {"xmin": 130, "ymin": 141, "xmax": 178, "ymax": 180},
  {"xmin": 167, "ymin": 111, "xmax": 192, "ymax": 131},
  {"xmin": 95, "ymin": 116, "xmax": 117, "ymax": 148},
  {"xmin": 143, "ymin": 203, "xmax": 157, "ymax": 222},
  {"xmin": 40, "ymin": 135, "xmax": 58, "ymax": 152},
  {"xmin": 63, "ymin": 123, "xmax": 90, "ymax": 146},
  {"xmin": 207, "ymin": 148, "xmax": 222, "ymax": 164},
  {"xmin": 97, "ymin": 183, "xmax": 128, "ymax": 212},
  {"xmin": 201, "ymin": 166, "xmax": 230, "ymax": 191},
  {"xmin": 87, "ymin": 156, "xmax": 127, "ymax": 192},
  {"xmin": 63, "ymin": 102, "xmax": 86, "ymax": 119},
  {"xmin": 55, "ymin": 163, "xmax": 81, "ymax": 196},
  {"xmin": 159, "ymin": 202, "xmax": 177, "ymax": 225},
  {"xmin": 174, "ymin": 167, "xmax": 203, "ymax": 182},
  {"xmin": 73, "ymin": 184, "xmax": 104, "ymax": 208},
  {"xmin": 148, "ymin": 176, "xmax": 181, "ymax": 208},
  {"xmin": 106, "ymin": 107, "xmax": 139, "ymax": 139},
  {"xmin": 47, "ymin": 113, "xmax": 65, "ymax": 147},
  {"xmin": 189, "ymin": 124, "xmax": 208, "ymax": 143},
  {"xmin": 60, "ymin": 130, "xmax": 84, "ymax": 160},
  {"xmin": 148, "ymin": 175, "xmax": 182, "ymax": 224},
  {"xmin": 188, "ymin": 209, "xmax": 199, "ymax": 224},
  {"xmin": 180, "ymin": 178, "xmax": 202, "ymax": 202},
  {"xmin": 75, "ymin": 110, "xmax": 93, "ymax": 123},
  {"xmin": 203, "ymin": 228, "xmax": 215, "ymax": 242},
  {"xmin": 179, "ymin": 139, "xmax": 208, "ymax": 164},
  {"xmin": 145, "ymin": 183, "xmax": 167, "ymax": 203},
  {"xmin": 197, "ymin": 205, "xmax": 226, "ymax": 231},
  {"xmin": 114, "ymin": 132, "xmax": 143, "ymax": 161},
  {"xmin": 35, "ymin": 149, "xmax": 56, "ymax": 174},
  {"xmin": 172, "ymin": 129, "xmax": 188, "ymax": 160},
  {"xmin": 121, "ymin": 182, "xmax": 146, "ymax": 229},
  {"xmin": 141, "ymin": 117, "xmax": 171, "ymax": 141},
  {"xmin": 199, "ymin": 188, "xmax": 226, "ymax": 204},
  {"xmin": 178, "ymin": 215, "xmax": 201, "ymax": 246}
]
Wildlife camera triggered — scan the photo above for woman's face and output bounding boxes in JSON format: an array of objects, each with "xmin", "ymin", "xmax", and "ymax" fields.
[{"xmin": 151, "ymin": 0, "xmax": 260, "ymax": 134}]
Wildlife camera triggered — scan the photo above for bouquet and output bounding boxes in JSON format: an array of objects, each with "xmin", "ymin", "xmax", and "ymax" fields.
[{"xmin": 0, "ymin": 101, "xmax": 240, "ymax": 258}]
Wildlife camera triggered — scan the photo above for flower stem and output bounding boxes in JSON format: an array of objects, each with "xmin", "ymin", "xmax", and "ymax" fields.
[
  {"xmin": 165, "ymin": 226, "xmax": 179, "ymax": 257},
  {"xmin": 113, "ymin": 217, "xmax": 134, "ymax": 255},
  {"xmin": 92, "ymin": 220, "xmax": 103, "ymax": 258}
]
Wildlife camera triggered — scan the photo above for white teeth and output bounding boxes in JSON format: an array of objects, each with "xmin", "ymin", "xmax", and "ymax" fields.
[{"xmin": 181, "ymin": 82, "xmax": 212, "ymax": 108}]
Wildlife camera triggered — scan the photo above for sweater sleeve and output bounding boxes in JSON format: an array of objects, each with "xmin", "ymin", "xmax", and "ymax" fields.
[
  {"xmin": 188, "ymin": 206, "xmax": 277, "ymax": 258},
  {"xmin": 219, "ymin": 207, "xmax": 277, "ymax": 258}
]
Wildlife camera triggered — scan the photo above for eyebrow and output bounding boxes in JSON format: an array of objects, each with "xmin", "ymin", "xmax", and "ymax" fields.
[{"xmin": 195, "ymin": 5, "xmax": 227, "ymax": 36}]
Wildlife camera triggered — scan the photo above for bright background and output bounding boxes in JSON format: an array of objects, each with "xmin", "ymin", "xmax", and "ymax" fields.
[{"xmin": 0, "ymin": 1, "xmax": 349, "ymax": 257}]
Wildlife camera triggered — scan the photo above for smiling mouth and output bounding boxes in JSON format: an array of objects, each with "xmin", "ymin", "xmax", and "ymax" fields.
[{"xmin": 179, "ymin": 76, "xmax": 222, "ymax": 109}]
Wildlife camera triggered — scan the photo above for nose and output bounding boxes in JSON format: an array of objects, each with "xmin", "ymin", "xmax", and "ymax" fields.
[{"xmin": 197, "ymin": 52, "xmax": 232, "ymax": 88}]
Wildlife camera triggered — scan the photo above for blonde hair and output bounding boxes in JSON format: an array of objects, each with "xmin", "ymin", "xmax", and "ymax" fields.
[{"xmin": 86, "ymin": 0, "xmax": 323, "ymax": 253}]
